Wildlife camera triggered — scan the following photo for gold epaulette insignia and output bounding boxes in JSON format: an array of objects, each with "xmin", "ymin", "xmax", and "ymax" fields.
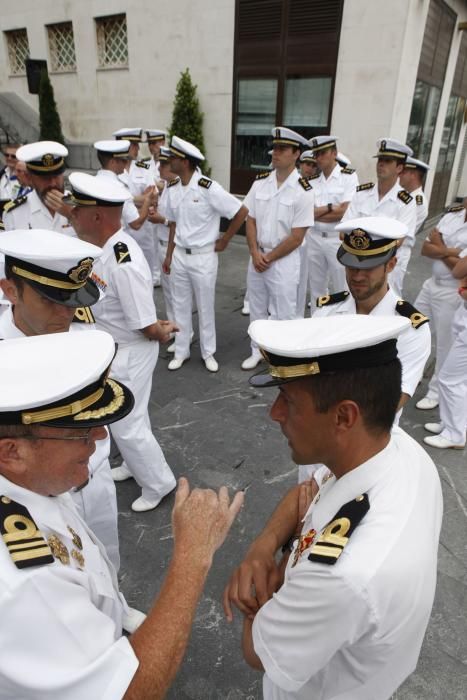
[
  {"xmin": 308, "ymin": 493, "xmax": 369, "ymax": 565},
  {"xmin": 397, "ymin": 189, "xmax": 413, "ymax": 205},
  {"xmin": 198, "ymin": 177, "xmax": 212, "ymax": 189},
  {"xmin": 415, "ymin": 194, "xmax": 423, "ymax": 206},
  {"xmin": 356, "ymin": 182, "xmax": 374, "ymax": 192},
  {"xmin": 341, "ymin": 167, "xmax": 355, "ymax": 174},
  {"xmin": 3, "ymin": 195, "xmax": 27, "ymax": 214},
  {"xmin": 114, "ymin": 241, "xmax": 132, "ymax": 264},
  {"xmin": 167, "ymin": 177, "xmax": 180, "ymax": 188},
  {"xmin": 73, "ymin": 306, "xmax": 96, "ymax": 324},
  {"xmin": 309, "ymin": 173, "xmax": 320, "ymax": 180},
  {"xmin": 135, "ymin": 160, "xmax": 149, "ymax": 169},
  {"xmin": 298, "ymin": 177, "xmax": 312, "ymax": 191},
  {"xmin": 316, "ymin": 291, "xmax": 350, "ymax": 307},
  {"xmin": 0, "ymin": 496, "xmax": 54, "ymax": 569},
  {"xmin": 448, "ymin": 204, "xmax": 464, "ymax": 213},
  {"xmin": 396, "ymin": 300, "xmax": 429, "ymax": 329},
  {"xmin": 255, "ymin": 171, "xmax": 270, "ymax": 180}
]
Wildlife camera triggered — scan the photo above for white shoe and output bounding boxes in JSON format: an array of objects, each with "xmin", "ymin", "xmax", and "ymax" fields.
[
  {"xmin": 131, "ymin": 483, "xmax": 176, "ymax": 512},
  {"xmin": 241, "ymin": 301, "xmax": 250, "ymax": 315},
  {"xmin": 122, "ymin": 607, "xmax": 147, "ymax": 633},
  {"xmin": 168, "ymin": 356, "xmax": 189, "ymax": 370},
  {"xmin": 424, "ymin": 422, "xmax": 443, "ymax": 435},
  {"xmin": 423, "ymin": 435, "xmax": 465, "ymax": 450},
  {"xmin": 167, "ymin": 331, "xmax": 194, "ymax": 354},
  {"xmin": 204, "ymin": 355, "xmax": 219, "ymax": 372},
  {"xmin": 416, "ymin": 397, "xmax": 439, "ymax": 410},
  {"xmin": 111, "ymin": 464, "xmax": 133, "ymax": 482},
  {"xmin": 241, "ymin": 353, "xmax": 262, "ymax": 370}
]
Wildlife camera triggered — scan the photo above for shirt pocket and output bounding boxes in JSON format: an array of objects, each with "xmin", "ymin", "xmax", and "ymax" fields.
[{"xmin": 277, "ymin": 198, "xmax": 294, "ymax": 228}]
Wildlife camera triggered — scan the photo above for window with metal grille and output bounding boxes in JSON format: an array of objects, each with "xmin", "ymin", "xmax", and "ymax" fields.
[
  {"xmin": 47, "ymin": 22, "xmax": 77, "ymax": 73},
  {"xmin": 95, "ymin": 14, "xmax": 128, "ymax": 69},
  {"xmin": 4, "ymin": 28, "xmax": 30, "ymax": 76}
]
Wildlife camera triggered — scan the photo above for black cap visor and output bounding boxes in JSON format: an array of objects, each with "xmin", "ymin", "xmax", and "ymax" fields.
[
  {"xmin": 26, "ymin": 277, "xmax": 100, "ymax": 308},
  {"xmin": 336, "ymin": 245, "xmax": 396, "ymax": 270}
]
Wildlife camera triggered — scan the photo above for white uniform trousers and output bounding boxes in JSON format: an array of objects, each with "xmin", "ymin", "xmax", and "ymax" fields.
[
  {"xmin": 296, "ymin": 243, "xmax": 308, "ymax": 318},
  {"xmin": 415, "ymin": 278, "xmax": 460, "ymax": 401},
  {"xmin": 158, "ymin": 239, "xmax": 175, "ymax": 320},
  {"xmin": 248, "ymin": 248, "xmax": 301, "ymax": 350},
  {"xmin": 171, "ymin": 246, "xmax": 218, "ymax": 360},
  {"xmin": 109, "ymin": 341, "xmax": 176, "ymax": 500},
  {"xmin": 71, "ymin": 435, "xmax": 120, "ymax": 572},
  {"xmin": 436, "ymin": 324, "xmax": 467, "ymax": 444},
  {"xmin": 389, "ymin": 244, "xmax": 412, "ymax": 296},
  {"xmin": 307, "ymin": 231, "xmax": 347, "ymax": 307}
]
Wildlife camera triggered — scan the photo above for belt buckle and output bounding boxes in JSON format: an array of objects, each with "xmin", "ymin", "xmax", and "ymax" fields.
[
  {"xmin": 186, "ymin": 248, "xmax": 192, "ymax": 255},
  {"xmin": 322, "ymin": 232, "xmax": 328, "ymax": 238}
]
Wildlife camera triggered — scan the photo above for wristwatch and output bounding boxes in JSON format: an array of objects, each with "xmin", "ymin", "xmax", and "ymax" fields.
[
  {"xmin": 164, "ymin": 218, "xmax": 169, "ymax": 227},
  {"xmin": 327, "ymin": 202, "xmax": 333, "ymax": 213}
]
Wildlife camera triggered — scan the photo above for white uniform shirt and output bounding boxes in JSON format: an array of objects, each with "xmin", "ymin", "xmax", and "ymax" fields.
[
  {"xmin": 311, "ymin": 164, "xmax": 359, "ymax": 234},
  {"xmin": 147, "ymin": 158, "xmax": 160, "ymax": 183},
  {"xmin": 246, "ymin": 170, "xmax": 314, "ymax": 249},
  {"xmin": 91, "ymin": 229, "xmax": 157, "ymax": 345},
  {"xmin": 344, "ymin": 180, "xmax": 417, "ymax": 248},
  {"xmin": 2, "ymin": 189, "xmax": 76, "ymax": 237},
  {"xmin": 155, "ymin": 183, "xmax": 170, "ymax": 242},
  {"xmin": 96, "ymin": 169, "xmax": 140, "ymax": 231},
  {"xmin": 413, "ymin": 186, "xmax": 428, "ymax": 233},
  {"xmin": 126, "ymin": 160, "xmax": 153, "ymax": 197},
  {"xmin": 314, "ymin": 287, "xmax": 431, "ymax": 396},
  {"xmin": 431, "ymin": 208, "xmax": 467, "ymax": 284},
  {"xmin": 254, "ymin": 428, "xmax": 442, "ymax": 700},
  {"xmin": 0, "ymin": 475, "xmax": 138, "ymax": 699},
  {"xmin": 0, "ymin": 167, "xmax": 17, "ymax": 200},
  {"xmin": 165, "ymin": 171, "xmax": 242, "ymax": 248}
]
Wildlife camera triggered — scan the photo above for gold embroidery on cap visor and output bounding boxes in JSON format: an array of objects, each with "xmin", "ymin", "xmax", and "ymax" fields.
[
  {"xmin": 340, "ymin": 239, "xmax": 399, "ymax": 257},
  {"xmin": 11, "ymin": 265, "xmax": 90, "ymax": 290},
  {"xmin": 73, "ymin": 379, "xmax": 125, "ymax": 421},
  {"xmin": 269, "ymin": 361, "xmax": 320, "ymax": 379},
  {"xmin": 68, "ymin": 258, "xmax": 94, "ymax": 284}
]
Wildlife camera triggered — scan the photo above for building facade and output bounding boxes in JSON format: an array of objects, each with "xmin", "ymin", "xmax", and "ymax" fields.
[{"xmin": 0, "ymin": 0, "xmax": 466, "ymax": 212}]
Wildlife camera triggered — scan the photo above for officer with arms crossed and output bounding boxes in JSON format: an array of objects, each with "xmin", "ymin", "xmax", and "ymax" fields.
[
  {"xmin": 67, "ymin": 173, "xmax": 178, "ymax": 513},
  {"xmin": 224, "ymin": 314, "xmax": 442, "ymax": 700},
  {"xmin": 163, "ymin": 135, "xmax": 248, "ymax": 373},
  {"xmin": 242, "ymin": 127, "xmax": 314, "ymax": 371},
  {"xmin": 343, "ymin": 138, "xmax": 417, "ymax": 296},
  {"xmin": 0, "ymin": 330, "xmax": 243, "ymax": 699},
  {"xmin": 1, "ymin": 141, "xmax": 75, "ymax": 236}
]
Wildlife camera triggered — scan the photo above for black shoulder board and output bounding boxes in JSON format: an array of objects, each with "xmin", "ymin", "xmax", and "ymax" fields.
[
  {"xmin": 255, "ymin": 171, "xmax": 270, "ymax": 180},
  {"xmin": 0, "ymin": 496, "xmax": 54, "ymax": 569},
  {"xmin": 356, "ymin": 182, "xmax": 374, "ymax": 192},
  {"xmin": 415, "ymin": 194, "xmax": 423, "ymax": 206},
  {"xmin": 198, "ymin": 177, "xmax": 212, "ymax": 189},
  {"xmin": 167, "ymin": 177, "xmax": 180, "ymax": 188},
  {"xmin": 341, "ymin": 167, "xmax": 355, "ymax": 174},
  {"xmin": 316, "ymin": 291, "xmax": 350, "ymax": 307},
  {"xmin": 142, "ymin": 157, "xmax": 151, "ymax": 162},
  {"xmin": 397, "ymin": 189, "xmax": 413, "ymax": 205},
  {"xmin": 114, "ymin": 241, "xmax": 132, "ymax": 264},
  {"xmin": 308, "ymin": 493, "xmax": 370, "ymax": 566},
  {"xmin": 309, "ymin": 173, "xmax": 320, "ymax": 180},
  {"xmin": 73, "ymin": 306, "xmax": 96, "ymax": 324},
  {"xmin": 298, "ymin": 177, "xmax": 312, "ymax": 191},
  {"xmin": 2, "ymin": 195, "xmax": 27, "ymax": 214},
  {"xmin": 135, "ymin": 160, "xmax": 149, "ymax": 169},
  {"xmin": 448, "ymin": 204, "xmax": 464, "ymax": 213},
  {"xmin": 0, "ymin": 220, "xmax": 4, "ymax": 231},
  {"xmin": 395, "ymin": 300, "xmax": 429, "ymax": 329}
]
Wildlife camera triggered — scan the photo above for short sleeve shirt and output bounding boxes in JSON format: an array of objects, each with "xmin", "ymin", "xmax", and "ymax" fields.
[
  {"xmin": 314, "ymin": 287, "xmax": 431, "ymax": 396},
  {"xmin": 91, "ymin": 229, "xmax": 157, "ymax": 345},
  {"xmin": 343, "ymin": 180, "xmax": 417, "ymax": 247},
  {"xmin": 165, "ymin": 171, "xmax": 242, "ymax": 247},
  {"xmin": 311, "ymin": 164, "xmax": 359, "ymax": 234},
  {"xmin": 431, "ymin": 208, "xmax": 467, "ymax": 282},
  {"xmin": 0, "ymin": 475, "xmax": 139, "ymax": 699},
  {"xmin": 246, "ymin": 170, "xmax": 315, "ymax": 249},
  {"xmin": 253, "ymin": 428, "xmax": 442, "ymax": 700}
]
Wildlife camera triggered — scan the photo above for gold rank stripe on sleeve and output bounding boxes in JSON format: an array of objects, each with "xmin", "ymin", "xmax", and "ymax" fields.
[
  {"xmin": 397, "ymin": 189, "xmax": 413, "ymax": 205},
  {"xmin": 198, "ymin": 177, "xmax": 212, "ymax": 189},
  {"xmin": 2, "ymin": 195, "xmax": 27, "ymax": 213},
  {"xmin": 0, "ymin": 496, "xmax": 54, "ymax": 569},
  {"xmin": 113, "ymin": 241, "xmax": 132, "ymax": 264},
  {"xmin": 72, "ymin": 306, "xmax": 96, "ymax": 324},
  {"xmin": 356, "ymin": 182, "xmax": 375, "ymax": 192},
  {"xmin": 308, "ymin": 493, "xmax": 370, "ymax": 565},
  {"xmin": 298, "ymin": 177, "xmax": 312, "ymax": 191}
]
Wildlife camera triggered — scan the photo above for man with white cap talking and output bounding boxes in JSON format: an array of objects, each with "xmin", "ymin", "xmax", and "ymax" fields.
[
  {"xmin": 306, "ymin": 135, "xmax": 358, "ymax": 305},
  {"xmin": 0, "ymin": 330, "xmax": 243, "ymax": 698},
  {"xmin": 241, "ymin": 127, "xmax": 314, "ymax": 371},
  {"xmin": 224, "ymin": 314, "xmax": 442, "ymax": 700},
  {"xmin": 66, "ymin": 172, "xmax": 178, "ymax": 512},
  {"xmin": 343, "ymin": 138, "xmax": 417, "ymax": 296},
  {"xmin": 163, "ymin": 135, "xmax": 247, "ymax": 373},
  {"xmin": 1, "ymin": 141, "xmax": 75, "ymax": 236},
  {"xmin": 299, "ymin": 216, "xmax": 431, "ymax": 482}
]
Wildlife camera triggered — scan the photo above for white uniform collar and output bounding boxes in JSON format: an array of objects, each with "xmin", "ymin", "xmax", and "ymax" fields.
[
  {"xmin": 337, "ymin": 286, "xmax": 399, "ymax": 314},
  {"xmin": 320, "ymin": 162, "xmax": 341, "ymax": 181}
]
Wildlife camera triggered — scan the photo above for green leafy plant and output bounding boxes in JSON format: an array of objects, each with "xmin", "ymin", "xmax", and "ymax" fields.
[
  {"xmin": 169, "ymin": 68, "xmax": 210, "ymax": 176},
  {"xmin": 38, "ymin": 70, "xmax": 65, "ymax": 144}
]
